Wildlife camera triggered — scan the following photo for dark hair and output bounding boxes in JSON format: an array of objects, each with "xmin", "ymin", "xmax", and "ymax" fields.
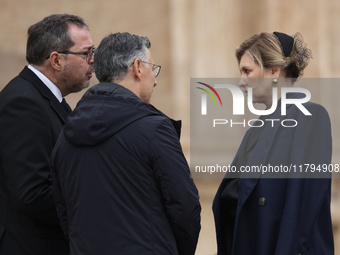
[
  {"xmin": 94, "ymin": 32, "xmax": 151, "ymax": 83},
  {"xmin": 26, "ymin": 14, "xmax": 88, "ymax": 65},
  {"xmin": 235, "ymin": 32, "xmax": 312, "ymax": 82}
]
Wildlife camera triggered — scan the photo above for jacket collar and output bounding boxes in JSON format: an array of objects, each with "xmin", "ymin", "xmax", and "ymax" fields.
[
  {"xmin": 84, "ymin": 82, "xmax": 182, "ymax": 138},
  {"xmin": 20, "ymin": 66, "xmax": 69, "ymax": 123}
]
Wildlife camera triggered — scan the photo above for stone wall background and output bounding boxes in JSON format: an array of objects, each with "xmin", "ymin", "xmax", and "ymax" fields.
[{"xmin": 1, "ymin": 0, "xmax": 340, "ymax": 254}]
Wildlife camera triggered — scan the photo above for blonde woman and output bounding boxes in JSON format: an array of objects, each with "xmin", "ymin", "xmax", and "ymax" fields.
[{"xmin": 213, "ymin": 32, "xmax": 333, "ymax": 255}]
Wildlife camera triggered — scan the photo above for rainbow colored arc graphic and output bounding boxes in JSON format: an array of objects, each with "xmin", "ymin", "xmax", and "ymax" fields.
[{"xmin": 196, "ymin": 82, "xmax": 223, "ymax": 106}]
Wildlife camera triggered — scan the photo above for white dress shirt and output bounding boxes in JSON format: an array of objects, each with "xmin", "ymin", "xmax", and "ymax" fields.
[{"xmin": 27, "ymin": 64, "xmax": 63, "ymax": 103}]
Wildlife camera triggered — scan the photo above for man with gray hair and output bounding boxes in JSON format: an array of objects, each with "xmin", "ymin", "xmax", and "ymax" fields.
[{"xmin": 51, "ymin": 32, "xmax": 201, "ymax": 255}]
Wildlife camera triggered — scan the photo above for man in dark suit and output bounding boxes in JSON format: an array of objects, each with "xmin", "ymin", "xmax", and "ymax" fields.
[{"xmin": 0, "ymin": 14, "xmax": 94, "ymax": 254}]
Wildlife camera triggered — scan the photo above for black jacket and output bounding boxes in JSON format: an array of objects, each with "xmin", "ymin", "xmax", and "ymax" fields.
[
  {"xmin": 51, "ymin": 82, "xmax": 201, "ymax": 255},
  {"xmin": 0, "ymin": 67, "xmax": 69, "ymax": 254}
]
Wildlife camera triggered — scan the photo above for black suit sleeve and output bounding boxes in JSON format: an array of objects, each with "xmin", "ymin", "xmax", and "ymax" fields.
[
  {"xmin": 0, "ymin": 95, "xmax": 60, "ymax": 225},
  {"xmin": 51, "ymin": 152, "xmax": 69, "ymax": 238}
]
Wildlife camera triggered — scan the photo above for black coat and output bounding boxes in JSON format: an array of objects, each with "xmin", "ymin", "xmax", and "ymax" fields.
[
  {"xmin": 0, "ymin": 67, "xmax": 69, "ymax": 254},
  {"xmin": 51, "ymin": 82, "xmax": 201, "ymax": 255},
  {"xmin": 213, "ymin": 93, "xmax": 334, "ymax": 255}
]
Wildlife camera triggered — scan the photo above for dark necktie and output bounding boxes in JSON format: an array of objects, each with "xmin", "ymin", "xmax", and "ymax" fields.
[{"xmin": 61, "ymin": 98, "xmax": 72, "ymax": 113}]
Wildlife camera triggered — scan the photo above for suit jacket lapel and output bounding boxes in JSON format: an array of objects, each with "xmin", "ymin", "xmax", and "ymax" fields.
[{"xmin": 19, "ymin": 66, "xmax": 69, "ymax": 123}]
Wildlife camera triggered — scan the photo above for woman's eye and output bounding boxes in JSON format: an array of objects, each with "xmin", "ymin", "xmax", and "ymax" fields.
[{"xmin": 239, "ymin": 67, "xmax": 251, "ymax": 75}]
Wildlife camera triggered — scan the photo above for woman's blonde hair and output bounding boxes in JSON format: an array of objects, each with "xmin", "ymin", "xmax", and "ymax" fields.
[{"xmin": 236, "ymin": 32, "xmax": 312, "ymax": 82}]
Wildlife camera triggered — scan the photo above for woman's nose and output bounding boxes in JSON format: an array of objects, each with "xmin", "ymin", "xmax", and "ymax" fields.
[{"xmin": 239, "ymin": 77, "xmax": 247, "ymax": 88}]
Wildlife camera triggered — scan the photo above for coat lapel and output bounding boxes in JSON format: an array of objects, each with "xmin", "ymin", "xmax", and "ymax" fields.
[
  {"xmin": 237, "ymin": 105, "xmax": 284, "ymax": 207},
  {"xmin": 237, "ymin": 93, "xmax": 304, "ymax": 207}
]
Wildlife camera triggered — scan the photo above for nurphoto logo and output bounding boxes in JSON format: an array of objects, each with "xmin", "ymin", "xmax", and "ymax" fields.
[{"xmin": 196, "ymin": 82, "xmax": 311, "ymax": 116}]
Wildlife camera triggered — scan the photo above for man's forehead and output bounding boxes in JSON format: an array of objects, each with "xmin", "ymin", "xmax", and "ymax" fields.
[{"xmin": 68, "ymin": 24, "xmax": 93, "ymax": 50}]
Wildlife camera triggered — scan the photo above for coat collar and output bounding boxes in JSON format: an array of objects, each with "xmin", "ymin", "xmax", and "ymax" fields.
[
  {"xmin": 84, "ymin": 82, "xmax": 182, "ymax": 138},
  {"xmin": 20, "ymin": 66, "xmax": 69, "ymax": 123}
]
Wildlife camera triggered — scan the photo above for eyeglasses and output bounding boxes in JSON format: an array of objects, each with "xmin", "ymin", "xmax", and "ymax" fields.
[
  {"xmin": 58, "ymin": 48, "xmax": 95, "ymax": 63},
  {"xmin": 140, "ymin": 61, "xmax": 161, "ymax": 77},
  {"xmin": 46, "ymin": 48, "xmax": 95, "ymax": 63}
]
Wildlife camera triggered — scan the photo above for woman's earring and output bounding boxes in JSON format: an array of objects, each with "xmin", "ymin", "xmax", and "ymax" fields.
[{"xmin": 273, "ymin": 78, "xmax": 278, "ymax": 85}]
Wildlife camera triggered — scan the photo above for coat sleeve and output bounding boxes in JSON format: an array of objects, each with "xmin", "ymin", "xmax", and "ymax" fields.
[
  {"xmin": 275, "ymin": 103, "xmax": 333, "ymax": 254},
  {"xmin": 0, "ymin": 95, "xmax": 60, "ymax": 225},
  {"xmin": 51, "ymin": 145, "xmax": 69, "ymax": 238},
  {"xmin": 150, "ymin": 118, "xmax": 201, "ymax": 255}
]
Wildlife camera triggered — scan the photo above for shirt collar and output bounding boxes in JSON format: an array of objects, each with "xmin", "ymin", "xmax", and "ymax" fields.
[{"xmin": 27, "ymin": 64, "xmax": 63, "ymax": 103}]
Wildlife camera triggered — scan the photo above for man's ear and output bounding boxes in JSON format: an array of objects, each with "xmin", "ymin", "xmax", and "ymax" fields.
[
  {"xmin": 132, "ymin": 59, "xmax": 143, "ymax": 80},
  {"xmin": 48, "ymin": 52, "xmax": 62, "ymax": 71}
]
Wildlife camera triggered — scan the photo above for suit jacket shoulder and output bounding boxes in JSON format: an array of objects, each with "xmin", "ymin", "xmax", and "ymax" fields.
[{"xmin": 0, "ymin": 66, "xmax": 69, "ymax": 123}]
